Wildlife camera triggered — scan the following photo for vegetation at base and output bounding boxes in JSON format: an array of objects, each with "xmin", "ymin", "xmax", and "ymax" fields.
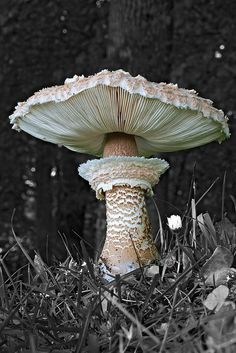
[{"xmin": 0, "ymin": 181, "xmax": 236, "ymax": 353}]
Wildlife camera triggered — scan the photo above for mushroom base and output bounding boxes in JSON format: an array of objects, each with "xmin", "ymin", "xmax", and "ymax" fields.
[{"xmin": 100, "ymin": 185, "xmax": 158, "ymax": 275}]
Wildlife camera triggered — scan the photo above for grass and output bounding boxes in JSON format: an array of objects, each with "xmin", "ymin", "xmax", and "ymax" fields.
[{"xmin": 0, "ymin": 181, "xmax": 236, "ymax": 352}]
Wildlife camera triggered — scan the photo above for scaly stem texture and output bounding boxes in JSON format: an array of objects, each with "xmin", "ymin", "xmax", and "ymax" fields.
[{"xmin": 100, "ymin": 185, "xmax": 158, "ymax": 274}]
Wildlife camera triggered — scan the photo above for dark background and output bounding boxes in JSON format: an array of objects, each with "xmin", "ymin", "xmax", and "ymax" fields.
[{"xmin": 0, "ymin": 0, "xmax": 235, "ymax": 268}]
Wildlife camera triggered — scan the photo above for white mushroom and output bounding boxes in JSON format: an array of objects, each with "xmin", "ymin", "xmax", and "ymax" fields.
[{"xmin": 9, "ymin": 69, "xmax": 230, "ymax": 277}]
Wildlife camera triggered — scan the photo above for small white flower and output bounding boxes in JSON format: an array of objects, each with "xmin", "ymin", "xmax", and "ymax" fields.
[{"xmin": 167, "ymin": 215, "xmax": 182, "ymax": 230}]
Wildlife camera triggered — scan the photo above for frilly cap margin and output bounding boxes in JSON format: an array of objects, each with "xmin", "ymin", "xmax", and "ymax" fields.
[{"xmin": 9, "ymin": 69, "xmax": 230, "ymax": 138}]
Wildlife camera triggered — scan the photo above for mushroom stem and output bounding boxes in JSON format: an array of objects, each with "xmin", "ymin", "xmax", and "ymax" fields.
[
  {"xmin": 102, "ymin": 133, "xmax": 157, "ymax": 275},
  {"xmin": 100, "ymin": 185, "xmax": 158, "ymax": 275},
  {"xmin": 103, "ymin": 133, "xmax": 138, "ymax": 157},
  {"xmin": 78, "ymin": 157, "xmax": 169, "ymax": 278}
]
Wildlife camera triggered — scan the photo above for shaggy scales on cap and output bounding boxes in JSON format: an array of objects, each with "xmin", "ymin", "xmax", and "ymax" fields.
[{"xmin": 10, "ymin": 69, "xmax": 229, "ymax": 156}]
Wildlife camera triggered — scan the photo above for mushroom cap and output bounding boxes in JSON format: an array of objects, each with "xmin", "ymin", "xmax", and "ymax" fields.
[{"xmin": 9, "ymin": 69, "xmax": 230, "ymax": 157}]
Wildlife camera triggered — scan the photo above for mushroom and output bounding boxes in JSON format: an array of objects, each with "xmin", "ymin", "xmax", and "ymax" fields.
[{"xmin": 9, "ymin": 69, "xmax": 229, "ymax": 277}]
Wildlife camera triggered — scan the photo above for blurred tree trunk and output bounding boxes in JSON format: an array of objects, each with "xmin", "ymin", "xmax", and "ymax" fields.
[{"xmin": 106, "ymin": 0, "xmax": 173, "ymax": 80}]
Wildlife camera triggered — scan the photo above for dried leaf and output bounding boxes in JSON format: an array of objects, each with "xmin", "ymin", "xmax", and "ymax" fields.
[
  {"xmin": 201, "ymin": 246, "xmax": 233, "ymax": 285},
  {"xmin": 205, "ymin": 301, "xmax": 236, "ymax": 349},
  {"xmin": 204, "ymin": 285, "xmax": 229, "ymax": 312},
  {"xmin": 206, "ymin": 267, "xmax": 236, "ymax": 286},
  {"xmin": 87, "ymin": 333, "xmax": 100, "ymax": 353}
]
